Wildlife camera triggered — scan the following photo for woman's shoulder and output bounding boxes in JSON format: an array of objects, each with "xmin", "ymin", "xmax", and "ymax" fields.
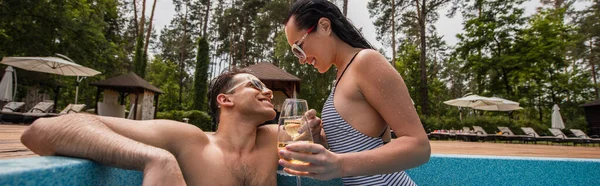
[{"xmin": 353, "ymin": 49, "xmax": 395, "ymax": 73}]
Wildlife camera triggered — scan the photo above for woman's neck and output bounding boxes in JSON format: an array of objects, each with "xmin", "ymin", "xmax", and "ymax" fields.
[{"xmin": 333, "ymin": 41, "xmax": 362, "ymax": 79}]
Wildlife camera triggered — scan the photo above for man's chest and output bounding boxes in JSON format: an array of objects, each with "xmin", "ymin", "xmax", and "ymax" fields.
[{"xmin": 178, "ymin": 148, "xmax": 278, "ymax": 185}]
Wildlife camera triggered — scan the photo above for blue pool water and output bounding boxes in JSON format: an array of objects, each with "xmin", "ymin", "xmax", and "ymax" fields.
[{"xmin": 1, "ymin": 154, "xmax": 599, "ymax": 185}]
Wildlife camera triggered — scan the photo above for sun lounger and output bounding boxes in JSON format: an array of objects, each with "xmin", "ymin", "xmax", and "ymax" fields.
[
  {"xmin": 497, "ymin": 127, "xmax": 535, "ymax": 143},
  {"xmin": 0, "ymin": 102, "xmax": 25, "ymax": 123},
  {"xmin": 21, "ymin": 102, "xmax": 56, "ymax": 123},
  {"xmin": 569, "ymin": 129, "xmax": 600, "ymax": 147},
  {"xmin": 455, "ymin": 127, "xmax": 478, "ymax": 141},
  {"xmin": 520, "ymin": 127, "xmax": 563, "ymax": 144},
  {"xmin": 1, "ymin": 101, "xmax": 54, "ymax": 123},
  {"xmin": 1, "ymin": 102, "xmax": 25, "ymax": 112},
  {"xmin": 428, "ymin": 130, "xmax": 455, "ymax": 140},
  {"xmin": 58, "ymin": 104, "xmax": 86, "ymax": 115},
  {"xmin": 473, "ymin": 126, "xmax": 504, "ymax": 142},
  {"xmin": 548, "ymin": 128, "xmax": 591, "ymax": 146}
]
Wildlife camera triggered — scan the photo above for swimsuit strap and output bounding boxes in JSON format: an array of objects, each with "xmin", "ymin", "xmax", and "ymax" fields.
[{"xmin": 334, "ymin": 50, "xmax": 362, "ymax": 88}]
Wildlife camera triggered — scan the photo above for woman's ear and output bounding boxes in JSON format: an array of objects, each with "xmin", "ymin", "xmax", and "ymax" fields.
[
  {"xmin": 318, "ymin": 18, "xmax": 332, "ymax": 35},
  {"xmin": 217, "ymin": 94, "xmax": 234, "ymax": 108}
]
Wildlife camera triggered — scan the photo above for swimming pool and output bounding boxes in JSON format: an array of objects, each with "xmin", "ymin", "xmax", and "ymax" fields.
[{"xmin": 1, "ymin": 154, "xmax": 598, "ymax": 185}]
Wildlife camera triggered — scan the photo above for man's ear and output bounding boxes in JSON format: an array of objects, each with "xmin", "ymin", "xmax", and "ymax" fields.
[
  {"xmin": 217, "ymin": 94, "xmax": 234, "ymax": 108},
  {"xmin": 318, "ymin": 18, "xmax": 332, "ymax": 35}
]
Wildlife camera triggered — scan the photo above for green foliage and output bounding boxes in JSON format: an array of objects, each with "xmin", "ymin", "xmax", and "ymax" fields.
[
  {"xmin": 193, "ymin": 37, "xmax": 210, "ymax": 111},
  {"xmin": 156, "ymin": 110, "xmax": 212, "ymax": 131},
  {"xmin": 133, "ymin": 35, "xmax": 146, "ymax": 78},
  {"xmin": 0, "ymin": 0, "xmax": 129, "ymax": 108},
  {"xmin": 146, "ymin": 57, "xmax": 183, "ymax": 111}
]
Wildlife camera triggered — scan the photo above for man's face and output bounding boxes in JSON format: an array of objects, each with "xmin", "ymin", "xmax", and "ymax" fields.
[{"xmin": 225, "ymin": 74, "xmax": 276, "ymax": 121}]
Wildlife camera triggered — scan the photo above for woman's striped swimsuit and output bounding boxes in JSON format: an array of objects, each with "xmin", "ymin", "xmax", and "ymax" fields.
[
  {"xmin": 321, "ymin": 88, "xmax": 417, "ymax": 186},
  {"xmin": 320, "ymin": 50, "xmax": 416, "ymax": 185}
]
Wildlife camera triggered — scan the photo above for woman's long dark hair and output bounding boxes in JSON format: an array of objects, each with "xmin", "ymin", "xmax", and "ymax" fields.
[{"xmin": 284, "ymin": 0, "xmax": 374, "ymax": 49}]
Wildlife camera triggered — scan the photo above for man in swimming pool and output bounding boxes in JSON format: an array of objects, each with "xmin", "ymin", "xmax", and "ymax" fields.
[{"xmin": 20, "ymin": 69, "xmax": 312, "ymax": 185}]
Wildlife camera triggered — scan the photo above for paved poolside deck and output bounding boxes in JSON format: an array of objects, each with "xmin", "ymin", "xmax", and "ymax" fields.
[{"xmin": 1, "ymin": 124, "xmax": 599, "ymax": 159}]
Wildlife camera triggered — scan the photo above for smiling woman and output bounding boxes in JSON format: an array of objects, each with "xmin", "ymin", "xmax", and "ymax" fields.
[{"xmin": 278, "ymin": 0, "xmax": 430, "ymax": 185}]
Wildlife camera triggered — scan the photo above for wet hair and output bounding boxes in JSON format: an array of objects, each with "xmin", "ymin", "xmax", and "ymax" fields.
[
  {"xmin": 284, "ymin": 0, "xmax": 374, "ymax": 49},
  {"xmin": 207, "ymin": 68, "xmax": 250, "ymax": 128}
]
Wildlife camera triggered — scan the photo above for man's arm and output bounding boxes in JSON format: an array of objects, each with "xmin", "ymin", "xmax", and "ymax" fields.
[{"xmin": 21, "ymin": 114, "xmax": 206, "ymax": 185}]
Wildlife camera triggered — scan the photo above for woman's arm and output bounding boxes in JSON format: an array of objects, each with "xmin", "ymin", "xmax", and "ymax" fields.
[
  {"xmin": 279, "ymin": 50, "xmax": 430, "ymax": 180},
  {"xmin": 335, "ymin": 50, "xmax": 431, "ymax": 176}
]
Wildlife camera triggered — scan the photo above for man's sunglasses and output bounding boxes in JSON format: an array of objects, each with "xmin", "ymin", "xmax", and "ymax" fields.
[
  {"xmin": 225, "ymin": 77, "xmax": 269, "ymax": 94},
  {"xmin": 291, "ymin": 25, "xmax": 316, "ymax": 61}
]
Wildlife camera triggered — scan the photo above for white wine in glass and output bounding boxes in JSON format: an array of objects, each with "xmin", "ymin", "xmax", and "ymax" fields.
[{"xmin": 277, "ymin": 98, "xmax": 313, "ymax": 186}]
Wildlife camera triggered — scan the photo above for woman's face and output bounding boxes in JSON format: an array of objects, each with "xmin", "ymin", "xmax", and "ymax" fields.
[{"xmin": 284, "ymin": 16, "xmax": 335, "ymax": 73}]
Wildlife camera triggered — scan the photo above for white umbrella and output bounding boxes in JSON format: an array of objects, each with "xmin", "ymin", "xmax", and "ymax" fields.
[
  {"xmin": 444, "ymin": 95, "xmax": 504, "ymax": 120},
  {"xmin": 443, "ymin": 95, "xmax": 503, "ymax": 108},
  {"xmin": 1, "ymin": 55, "xmax": 101, "ymax": 103},
  {"xmin": 472, "ymin": 97, "xmax": 523, "ymax": 111},
  {"xmin": 0, "ymin": 56, "xmax": 100, "ymax": 76},
  {"xmin": 552, "ymin": 104, "xmax": 565, "ymax": 129},
  {"xmin": 0, "ymin": 66, "xmax": 16, "ymax": 101}
]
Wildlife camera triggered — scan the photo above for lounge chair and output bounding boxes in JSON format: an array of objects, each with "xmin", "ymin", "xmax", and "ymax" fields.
[
  {"xmin": 569, "ymin": 129, "xmax": 600, "ymax": 147},
  {"xmin": 1, "ymin": 102, "xmax": 25, "ymax": 112},
  {"xmin": 22, "ymin": 103, "xmax": 86, "ymax": 123},
  {"xmin": 0, "ymin": 102, "xmax": 25, "ymax": 123},
  {"xmin": 455, "ymin": 127, "xmax": 478, "ymax": 141},
  {"xmin": 58, "ymin": 104, "xmax": 86, "ymax": 114},
  {"xmin": 473, "ymin": 126, "xmax": 504, "ymax": 142},
  {"xmin": 520, "ymin": 127, "xmax": 563, "ymax": 144},
  {"xmin": 21, "ymin": 102, "xmax": 56, "ymax": 123},
  {"xmin": 548, "ymin": 128, "xmax": 591, "ymax": 146},
  {"xmin": 428, "ymin": 130, "xmax": 455, "ymax": 140},
  {"xmin": 1, "ymin": 101, "xmax": 54, "ymax": 123},
  {"xmin": 497, "ymin": 127, "xmax": 535, "ymax": 144}
]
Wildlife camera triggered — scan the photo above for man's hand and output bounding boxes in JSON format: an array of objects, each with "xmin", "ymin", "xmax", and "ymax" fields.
[
  {"xmin": 143, "ymin": 151, "xmax": 187, "ymax": 186},
  {"xmin": 278, "ymin": 142, "xmax": 343, "ymax": 180}
]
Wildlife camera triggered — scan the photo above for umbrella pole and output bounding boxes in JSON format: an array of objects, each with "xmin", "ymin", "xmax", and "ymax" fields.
[
  {"xmin": 13, "ymin": 68, "xmax": 17, "ymax": 100},
  {"xmin": 75, "ymin": 86, "xmax": 79, "ymax": 104},
  {"xmin": 75, "ymin": 76, "xmax": 85, "ymax": 104}
]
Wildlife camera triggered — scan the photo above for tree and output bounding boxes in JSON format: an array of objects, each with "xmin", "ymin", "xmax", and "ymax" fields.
[
  {"xmin": 146, "ymin": 57, "xmax": 182, "ymax": 111},
  {"xmin": 0, "ymin": 0, "xmax": 128, "ymax": 107},
  {"xmin": 577, "ymin": 1, "xmax": 600, "ymax": 99},
  {"xmin": 193, "ymin": 37, "xmax": 210, "ymax": 111},
  {"xmin": 369, "ymin": 0, "xmax": 451, "ymax": 116}
]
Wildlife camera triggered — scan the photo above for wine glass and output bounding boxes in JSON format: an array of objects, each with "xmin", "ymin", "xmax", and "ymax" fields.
[{"xmin": 277, "ymin": 98, "xmax": 313, "ymax": 186}]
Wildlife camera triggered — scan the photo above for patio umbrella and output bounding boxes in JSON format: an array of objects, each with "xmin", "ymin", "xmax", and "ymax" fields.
[
  {"xmin": 0, "ymin": 55, "xmax": 101, "ymax": 103},
  {"xmin": 471, "ymin": 97, "xmax": 523, "ymax": 111},
  {"xmin": 551, "ymin": 104, "xmax": 565, "ymax": 129},
  {"xmin": 443, "ymin": 95, "xmax": 503, "ymax": 108},
  {"xmin": 444, "ymin": 95, "xmax": 504, "ymax": 120},
  {"xmin": 0, "ymin": 66, "xmax": 16, "ymax": 101}
]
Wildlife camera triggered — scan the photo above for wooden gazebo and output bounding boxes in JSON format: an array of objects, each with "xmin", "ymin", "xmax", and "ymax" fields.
[
  {"xmin": 581, "ymin": 99, "xmax": 600, "ymax": 136},
  {"xmin": 90, "ymin": 72, "xmax": 163, "ymax": 120},
  {"xmin": 243, "ymin": 62, "xmax": 301, "ymax": 97}
]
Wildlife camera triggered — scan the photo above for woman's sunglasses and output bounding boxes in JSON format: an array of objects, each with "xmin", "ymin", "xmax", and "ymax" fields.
[
  {"xmin": 291, "ymin": 25, "xmax": 316, "ymax": 61},
  {"xmin": 225, "ymin": 77, "xmax": 269, "ymax": 94}
]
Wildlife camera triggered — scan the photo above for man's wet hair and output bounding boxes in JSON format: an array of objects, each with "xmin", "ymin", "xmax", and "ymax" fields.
[{"xmin": 207, "ymin": 68, "xmax": 250, "ymax": 129}]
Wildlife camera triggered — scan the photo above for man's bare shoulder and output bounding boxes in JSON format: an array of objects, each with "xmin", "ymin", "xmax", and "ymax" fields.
[
  {"xmin": 149, "ymin": 119, "xmax": 210, "ymax": 144},
  {"xmin": 258, "ymin": 124, "xmax": 278, "ymax": 135},
  {"xmin": 257, "ymin": 124, "xmax": 278, "ymax": 143}
]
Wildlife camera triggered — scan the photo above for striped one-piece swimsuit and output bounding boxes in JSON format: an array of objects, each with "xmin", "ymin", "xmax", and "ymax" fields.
[{"xmin": 321, "ymin": 51, "xmax": 416, "ymax": 186}]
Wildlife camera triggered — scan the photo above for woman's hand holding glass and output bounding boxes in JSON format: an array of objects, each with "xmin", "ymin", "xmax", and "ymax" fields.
[{"xmin": 278, "ymin": 141, "xmax": 344, "ymax": 181}]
